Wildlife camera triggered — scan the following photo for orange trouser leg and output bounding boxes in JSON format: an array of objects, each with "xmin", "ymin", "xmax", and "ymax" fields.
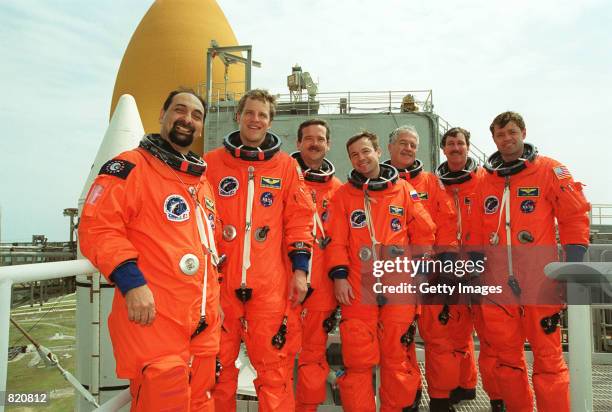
[
  {"xmin": 337, "ymin": 317, "xmax": 379, "ymax": 412},
  {"xmin": 379, "ymin": 308, "xmax": 421, "ymax": 412},
  {"xmin": 472, "ymin": 304, "xmax": 502, "ymax": 400},
  {"xmin": 524, "ymin": 305, "xmax": 569, "ymax": 412},
  {"xmin": 481, "ymin": 304, "xmax": 533, "ymax": 412},
  {"xmin": 451, "ymin": 305, "xmax": 477, "ymax": 389},
  {"xmin": 245, "ymin": 314, "xmax": 295, "ymax": 412},
  {"xmin": 213, "ymin": 317, "xmax": 242, "ymax": 412},
  {"xmin": 296, "ymin": 309, "xmax": 333, "ymax": 412},
  {"xmin": 418, "ymin": 304, "xmax": 459, "ymax": 398},
  {"xmin": 129, "ymin": 355, "xmax": 190, "ymax": 412},
  {"xmin": 190, "ymin": 355, "xmax": 215, "ymax": 412}
]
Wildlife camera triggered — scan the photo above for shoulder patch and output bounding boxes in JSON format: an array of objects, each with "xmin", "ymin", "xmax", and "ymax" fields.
[
  {"xmin": 410, "ymin": 189, "xmax": 420, "ymax": 202},
  {"xmin": 517, "ymin": 187, "xmax": 540, "ymax": 197},
  {"xmin": 86, "ymin": 184, "xmax": 105, "ymax": 206},
  {"xmin": 417, "ymin": 192, "xmax": 429, "ymax": 200},
  {"xmin": 261, "ymin": 176, "xmax": 282, "ymax": 189},
  {"xmin": 389, "ymin": 205, "xmax": 405, "ymax": 216},
  {"xmin": 553, "ymin": 165, "xmax": 572, "ymax": 180},
  {"xmin": 98, "ymin": 159, "xmax": 135, "ymax": 180}
]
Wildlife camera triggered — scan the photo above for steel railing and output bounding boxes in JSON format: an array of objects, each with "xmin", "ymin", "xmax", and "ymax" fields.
[
  {"xmin": 590, "ymin": 204, "xmax": 612, "ymax": 226},
  {"xmin": 0, "ymin": 260, "xmax": 131, "ymax": 412}
]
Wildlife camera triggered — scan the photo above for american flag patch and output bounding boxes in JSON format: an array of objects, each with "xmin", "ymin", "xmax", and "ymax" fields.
[
  {"xmin": 553, "ymin": 165, "xmax": 571, "ymax": 180},
  {"xmin": 410, "ymin": 190, "xmax": 420, "ymax": 201},
  {"xmin": 86, "ymin": 184, "xmax": 105, "ymax": 205}
]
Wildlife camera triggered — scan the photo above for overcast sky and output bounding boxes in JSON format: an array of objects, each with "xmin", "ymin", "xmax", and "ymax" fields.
[{"xmin": 1, "ymin": 0, "xmax": 611, "ymax": 242}]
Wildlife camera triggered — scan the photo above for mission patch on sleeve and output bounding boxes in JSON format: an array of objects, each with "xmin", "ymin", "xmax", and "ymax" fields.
[{"xmin": 98, "ymin": 159, "xmax": 136, "ymax": 180}]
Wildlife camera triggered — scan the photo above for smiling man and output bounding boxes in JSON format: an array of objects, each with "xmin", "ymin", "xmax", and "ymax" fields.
[
  {"xmin": 471, "ymin": 111, "xmax": 590, "ymax": 412},
  {"xmin": 205, "ymin": 89, "xmax": 314, "ymax": 411},
  {"xmin": 79, "ymin": 89, "xmax": 221, "ymax": 411},
  {"xmin": 326, "ymin": 131, "xmax": 435, "ymax": 411}
]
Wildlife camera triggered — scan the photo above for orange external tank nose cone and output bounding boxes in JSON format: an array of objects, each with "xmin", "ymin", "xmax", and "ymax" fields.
[{"xmin": 110, "ymin": 0, "xmax": 244, "ymax": 155}]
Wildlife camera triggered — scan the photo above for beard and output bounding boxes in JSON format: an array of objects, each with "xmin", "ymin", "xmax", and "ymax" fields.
[{"xmin": 169, "ymin": 122, "xmax": 195, "ymax": 148}]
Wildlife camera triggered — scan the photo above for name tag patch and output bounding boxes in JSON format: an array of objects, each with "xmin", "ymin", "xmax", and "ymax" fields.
[
  {"xmin": 261, "ymin": 176, "xmax": 282, "ymax": 189},
  {"xmin": 518, "ymin": 187, "xmax": 539, "ymax": 197}
]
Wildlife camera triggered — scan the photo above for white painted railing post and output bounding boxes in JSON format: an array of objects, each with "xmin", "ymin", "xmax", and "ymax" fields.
[{"xmin": 0, "ymin": 280, "xmax": 13, "ymax": 412}]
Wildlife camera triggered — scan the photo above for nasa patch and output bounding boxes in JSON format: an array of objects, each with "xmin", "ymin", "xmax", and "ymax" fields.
[
  {"xmin": 520, "ymin": 199, "xmax": 536, "ymax": 213},
  {"xmin": 219, "ymin": 176, "xmax": 239, "ymax": 197},
  {"xmin": 164, "ymin": 195, "xmax": 190, "ymax": 222},
  {"xmin": 390, "ymin": 217, "xmax": 402, "ymax": 232},
  {"xmin": 484, "ymin": 195, "xmax": 500, "ymax": 214},
  {"xmin": 99, "ymin": 159, "xmax": 135, "ymax": 180},
  {"xmin": 208, "ymin": 213, "xmax": 216, "ymax": 229},
  {"xmin": 260, "ymin": 191, "xmax": 274, "ymax": 207},
  {"xmin": 350, "ymin": 209, "xmax": 366, "ymax": 229}
]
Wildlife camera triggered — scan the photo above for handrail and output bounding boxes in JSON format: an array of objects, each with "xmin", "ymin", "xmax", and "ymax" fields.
[
  {"xmin": 0, "ymin": 260, "xmax": 97, "ymax": 412},
  {"xmin": 202, "ymin": 88, "xmax": 435, "ymax": 114},
  {"xmin": 590, "ymin": 204, "xmax": 612, "ymax": 226}
]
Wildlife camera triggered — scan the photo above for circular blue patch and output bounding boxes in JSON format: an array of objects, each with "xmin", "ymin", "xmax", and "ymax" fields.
[
  {"xmin": 484, "ymin": 195, "xmax": 499, "ymax": 214},
  {"xmin": 219, "ymin": 176, "xmax": 239, "ymax": 197},
  {"xmin": 520, "ymin": 199, "xmax": 536, "ymax": 213},
  {"xmin": 350, "ymin": 209, "xmax": 366, "ymax": 228},
  {"xmin": 390, "ymin": 217, "xmax": 402, "ymax": 232},
  {"xmin": 260, "ymin": 191, "xmax": 274, "ymax": 207},
  {"xmin": 164, "ymin": 195, "xmax": 190, "ymax": 222}
]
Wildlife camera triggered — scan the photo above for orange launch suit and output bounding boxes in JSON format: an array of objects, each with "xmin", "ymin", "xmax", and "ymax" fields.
[
  {"xmin": 326, "ymin": 167, "xmax": 436, "ymax": 412},
  {"xmin": 292, "ymin": 155, "xmax": 342, "ymax": 412},
  {"xmin": 394, "ymin": 163, "xmax": 474, "ymax": 402},
  {"xmin": 436, "ymin": 162, "xmax": 503, "ymax": 403},
  {"xmin": 79, "ymin": 143, "xmax": 221, "ymax": 411},
  {"xmin": 204, "ymin": 132, "xmax": 314, "ymax": 412},
  {"xmin": 471, "ymin": 150, "xmax": 590, "ymax": 412}
]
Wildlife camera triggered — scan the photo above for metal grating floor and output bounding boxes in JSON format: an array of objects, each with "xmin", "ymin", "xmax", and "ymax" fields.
[
  {"xmin": 417, "ymin": 362, "xmax": 612, "ymax": 412},
  {"xmin": 237, "ymin": 361, "xmax": 612, "ymax": 411}
]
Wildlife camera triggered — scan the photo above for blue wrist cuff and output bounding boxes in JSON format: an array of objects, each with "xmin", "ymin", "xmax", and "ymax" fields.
[
  {"xmin": 565, "ymin": 244, "xmax": 588, "ymax": 262},
  {"xmin": 329, "ymin": 266, "xmax": 349, "ymax": 280},
  {"xmin": 110, "ymin": 261, "xmax": 147, "ymax": 295},
  {"xmin": 290, "ymin": 252, "xmax": 310, "ymax": 273}
]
